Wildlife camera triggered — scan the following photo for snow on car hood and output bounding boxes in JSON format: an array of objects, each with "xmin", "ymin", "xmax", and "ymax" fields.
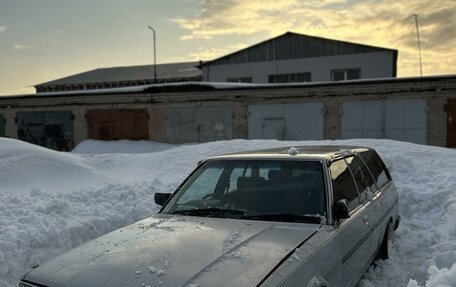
[{"xmin": 23, "ymin": 214, "xmax": 318, "ymax": 287}]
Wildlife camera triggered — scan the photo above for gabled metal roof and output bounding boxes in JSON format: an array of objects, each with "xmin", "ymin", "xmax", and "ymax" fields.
[
  {"xmin": 35, "ymin": 62, "xmax": 201, "ymax": 87},
  {"xmin": 200, "ymin": 31, "xmax": 397, "ymax": 66}
]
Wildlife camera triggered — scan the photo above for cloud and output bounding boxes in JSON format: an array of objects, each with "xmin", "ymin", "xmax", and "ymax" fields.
[
  {"xmin": 0, "ymin": 25, "xmax": 7, "ymax": 32},
  {"xmin": 188, "ymin": 43, "xmax": 248, "ymax": 61},
  {"xmin": 177, "ymin": 0, "xmax": 456, "ymax": 76},
  {"xmin": 418, "ymin": 8, "xmax": 456, "ymax": 48},
  {"xmin": 173, "ymin": 0, "xmax": 300, "ymax": 40},
  {"xmin": 13, "ymin": 44, "xmax": 31, "ymax": 50}
]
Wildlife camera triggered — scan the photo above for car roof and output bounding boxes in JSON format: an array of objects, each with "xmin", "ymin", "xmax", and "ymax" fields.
[{"xmin": 206, "ymin": 145, "xmax": 372, "ymax": 161}]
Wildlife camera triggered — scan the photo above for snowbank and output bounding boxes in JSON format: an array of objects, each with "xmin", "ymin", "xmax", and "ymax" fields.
[
  {"xmin": 1, "ymin": 138, "xmax": 456, "ymax": 286},
  {"xmin": 0, "ymin": 138, "xmax": 119, "ymax": 193},
  {"xmin": 407, "ymin": 263, "xmax": 456, "ymax": 287},
  {"xmin": 72, "ymin": 139, "xmax": 176, "ymax": 154}
]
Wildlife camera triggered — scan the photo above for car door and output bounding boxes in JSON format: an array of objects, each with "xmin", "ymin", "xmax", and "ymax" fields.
[
  {"xmin": 358, "ymin": 150, "xmax": 396, "ymax": 254},
  {"xmin": 329, "ymin": 158, "xmax": 373, "ymax": 287},
  {"xmin": 345, "ymin": 155, "xmax": 379, "ymax": 262}
]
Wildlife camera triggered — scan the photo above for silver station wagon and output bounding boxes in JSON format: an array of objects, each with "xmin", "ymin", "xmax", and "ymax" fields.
[{"xmin": 20, "ymin": 146, "xmax": 400, "ymax": 287}]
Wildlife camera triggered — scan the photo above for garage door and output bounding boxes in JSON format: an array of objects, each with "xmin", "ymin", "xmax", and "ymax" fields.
[
  {"xmin": 342, "ymin": 99, "xmax": 427, "ymax": 144},
  {"xmin": 17, "ymin": 111, "xmax": 74, "ymax": 151},
  {"xmin": 385, "ymin": 99, "xmax": 426, "ymax": 144},
  {"xmin": 86, "ymin": 109, "xmax": 149, "ymax": 141},
  {"xmin": 166, "ymin": 106, "xmax": 232, "ymax": 143},
  {"xmin": 248, "ymin": 102, "xmax": 324, "ymax": 140},
  {"xmin": 0, "ymin": 114, "xmax": 5, "ymax": 137},
  {"xmin": 342, "ymin": 101, "xmax": 383, "ymax": 139}
]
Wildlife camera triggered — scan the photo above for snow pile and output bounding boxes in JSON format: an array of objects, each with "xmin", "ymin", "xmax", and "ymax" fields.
[
  {"xmin": 1, "ymin": 138, "xmax": 456, "ymax": 286},
  {"xmin": 407, "ymin": 264, "xmax": 456, "ymax": 287},
  {"xmin": 72, "ymin": 139, "xmax": 176, "ymax": 154},
  {"xmin": 0, "ymin": 138, "xmax": 119, "ymax": 193}
]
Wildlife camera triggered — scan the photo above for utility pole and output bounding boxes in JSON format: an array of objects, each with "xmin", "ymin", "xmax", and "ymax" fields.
[
  {"xmin": 413, "ymin": 14, "xmax": 423, "ymax": 77},
  {"xmin": 147, "ymin": 26, "xmax": 157, "ymax": 82}
]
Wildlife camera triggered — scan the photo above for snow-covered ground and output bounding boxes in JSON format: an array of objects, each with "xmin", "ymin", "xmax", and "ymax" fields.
[
  {"xmin": 72, "ymin": 139, "xmax": 176, "ymax": 154},
  {"xmin": 1, "ymin": 137, "xmax": 455, "ymax": 286}
]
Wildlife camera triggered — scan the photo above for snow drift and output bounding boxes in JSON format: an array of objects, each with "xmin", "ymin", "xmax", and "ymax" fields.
[
  {"xmin": 72, "ymin": 139, "xmax": 176, "ymax": 154},
  {"xmin": 1, "ymin": 137, "xmax": 455, "ymax": 286}
]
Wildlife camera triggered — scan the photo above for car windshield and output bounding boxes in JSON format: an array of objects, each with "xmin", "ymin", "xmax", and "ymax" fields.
[{"xmin": 163, "ymin": 160, "xmax": 327, "ymax": 224}]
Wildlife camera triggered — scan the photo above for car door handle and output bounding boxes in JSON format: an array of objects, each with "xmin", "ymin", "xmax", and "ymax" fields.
[{"xmin": 363, "ymin": 215, "xmax": 369, "ymax": 226}]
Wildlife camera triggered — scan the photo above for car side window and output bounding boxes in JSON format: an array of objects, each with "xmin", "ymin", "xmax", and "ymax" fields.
[
  {"xmin": 330, "ymin": 159, "xmax": 360, "ymax": 212},
  {"xmin": 359, "ymin": 150, "xmax": 391, "ymax": 188},
  {"xmin": 345, "ymin": 156, "xmax": 376, "ymax": 202}
]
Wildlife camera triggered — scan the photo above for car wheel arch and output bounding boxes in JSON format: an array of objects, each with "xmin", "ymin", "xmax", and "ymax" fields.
[{"xmin": 376, "ymin": 220, "xmax": 393, "ymax": 260}]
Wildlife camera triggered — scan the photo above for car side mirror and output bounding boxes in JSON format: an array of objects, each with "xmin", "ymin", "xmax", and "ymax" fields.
[
  {"xmin": 154, "ymin": 193, "xmax": 172, "ymax": 206},
  {"xmin": 334, "ymin": 199, "xmax": 350, "ymax": 220}
]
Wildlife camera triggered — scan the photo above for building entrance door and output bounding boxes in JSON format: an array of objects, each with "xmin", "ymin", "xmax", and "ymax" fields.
[{"xmin": 447, "ymin": 99, "xmax": 456, "ymax": 147}]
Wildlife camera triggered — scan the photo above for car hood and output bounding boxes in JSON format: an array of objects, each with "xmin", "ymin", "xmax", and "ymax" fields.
[{"xmin": 23, "ymin": 214, "xmax": 319, "ymax": 287}]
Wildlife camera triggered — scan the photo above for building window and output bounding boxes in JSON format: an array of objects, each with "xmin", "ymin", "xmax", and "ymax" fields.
[
  {"xmin": 332, "ymin": 69, "xmax": 361, "ymax": 81},
  {"xmin": 226, "ymin": 77, "xmax": 252, "ymax": 83},
  {"xmin": 268, "ymin": 72, "xmax": 311, "ymax": 83}
]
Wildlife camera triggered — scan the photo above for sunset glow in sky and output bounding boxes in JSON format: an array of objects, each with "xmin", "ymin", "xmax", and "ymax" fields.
[{"xmin": 0, "ymin": 0, "xmax": 455, "ymax": 95}]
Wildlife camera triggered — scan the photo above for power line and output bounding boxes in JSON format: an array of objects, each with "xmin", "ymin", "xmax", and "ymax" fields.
[{"xmin": 393, "ymin": 16, "xmax": 415, "ymax": 49}]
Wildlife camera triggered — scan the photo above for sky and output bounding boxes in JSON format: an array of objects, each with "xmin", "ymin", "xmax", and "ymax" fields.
[{"xmin": 0, "ymin": 0, "xmax": 454, "ymax": 95}]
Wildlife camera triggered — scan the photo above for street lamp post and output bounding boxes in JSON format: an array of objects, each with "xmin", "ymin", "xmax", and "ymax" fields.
[
  {"xmin": 147, "ymin": 26, "xmax": 157, "ymax": 83},
  {"xmin": 413, "ymin": 14, "xmax": 423, "ymax": 77}
]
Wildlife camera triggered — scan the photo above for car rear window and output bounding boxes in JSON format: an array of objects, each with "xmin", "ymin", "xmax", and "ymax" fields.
[
  {"xmin": 359, "ymin": 150, "xmax": 391, "ymax": 188},
  {"xmin": 330, "ymin": 159, "xmax": 360, "ymax": 212},
  {"xmin": 345, "ymin": 156, "xmax": 376, "ymax": 202}
]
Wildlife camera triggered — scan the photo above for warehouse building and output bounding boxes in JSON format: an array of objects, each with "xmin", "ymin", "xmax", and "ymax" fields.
[
  {"xmin": 0, "ymin": 75, "xmax": 455, "ymax": 151},
  {"xmin": 34, "ymin": 32, "xmax": 397, "ymax": 94},
  {"xmin": 35, "ymin": 62, "xmax": 201, "ymax": 93},
  {"xmin": 200, "ymin": 32, "xmax": 397, "ymax": 83}
]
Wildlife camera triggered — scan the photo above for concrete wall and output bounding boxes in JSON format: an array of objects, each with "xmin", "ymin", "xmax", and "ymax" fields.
[
  {"xmin": 202, "ymin": 52, "xmax": 395, "ymax": 82},
  {"xmin": 0, "ymin": 76, "xmax": 455, "ymax": 149}
]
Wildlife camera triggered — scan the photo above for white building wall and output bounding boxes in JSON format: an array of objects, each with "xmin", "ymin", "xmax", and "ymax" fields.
[{"xmin": 202, "ymin": 51, "xmax": 395, "ymax": 82}]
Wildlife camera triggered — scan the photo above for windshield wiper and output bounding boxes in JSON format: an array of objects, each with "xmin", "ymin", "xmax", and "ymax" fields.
[
  {"xmin": 240, "ymin": 213, "xmax": 322, "ymax": 224},
  {"xmin": 173, "ymin": 207, "xmax": 245, "ymax": 217}
]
